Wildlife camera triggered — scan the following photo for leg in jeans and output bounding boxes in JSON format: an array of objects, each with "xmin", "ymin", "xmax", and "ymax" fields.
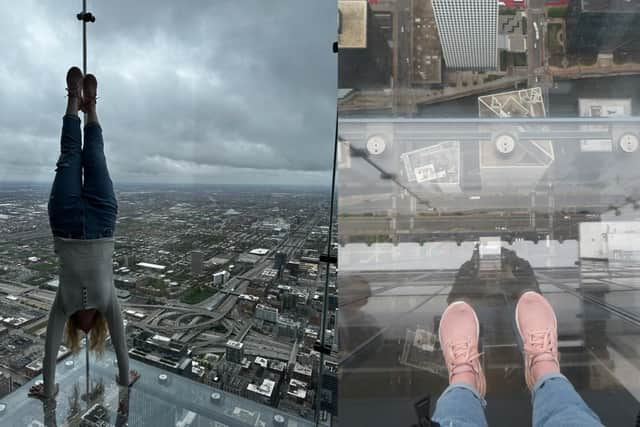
[
  {"xmin": 48, "ymin": 115, "xmax": 84, "ymax": 238},
  {"xmin": 435, "ymin": 301, "xmax": 488, "ymax": 426},
  {"xmin": 82, "ymin": 122, "xmax": 117, "ymax": 239},
  {"xmin": 531, "ymin": 373, "xmax": 603, "ymax": 427},
  {"xmin": 432, "ymin": 383, "xmax": 488, "ymax": 427},
  {"xmin": 516, "ymin": 292, "xmax": 603, "ymax": 427},
  {"xmin": 81, "ymin": 73, "xmax": 117, "ymax": 239}
]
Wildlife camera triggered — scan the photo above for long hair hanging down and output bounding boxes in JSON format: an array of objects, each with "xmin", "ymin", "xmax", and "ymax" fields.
[{"xmin": 64, "ymin": 312, "xmax": 108, "ymax": 355}]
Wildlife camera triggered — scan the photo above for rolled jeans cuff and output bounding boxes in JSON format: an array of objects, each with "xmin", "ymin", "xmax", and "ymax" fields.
[
  {"xmin": 440, "ymin": 382, "xmax": 487, "ymax": 408},
  {"xmin": 532, "ymin": 372, "xmax": 567, "ymax": 399},
  {"xmin": 63, "ymin": 114, "xmax": 81, "ymax": 122},
  {"xmin": 84, "ymin": 121, "xmax": 101, "ymax": 131}
]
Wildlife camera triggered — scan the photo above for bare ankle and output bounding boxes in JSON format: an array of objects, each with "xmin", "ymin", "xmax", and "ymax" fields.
[
  {"xmin": 451, "ymin": 372, "xmax": 477, "ymax": 389},
  {"xmin": 531, "ymin": 361, "xmax": 560, "ymax": 385},
  {"xmin": 66, "ymin": 101, "xmax": 80, "ymax": 116}
]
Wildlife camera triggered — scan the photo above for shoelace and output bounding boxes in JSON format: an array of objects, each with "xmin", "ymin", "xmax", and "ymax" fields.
[
  {"xmin": 66, "ymin": 86, "xmax": 83, "ymax": 100},
  {"xmin": 525, "ymin": 329, "xmax": 557, "ymax": 366},
  {"xmin": 447, "ymin": 339, "xmax": 482, "ymax": 375}
]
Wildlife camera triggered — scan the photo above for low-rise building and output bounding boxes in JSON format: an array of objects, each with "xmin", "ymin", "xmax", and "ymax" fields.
[
  {"xmin": 129, "ymin": 331, "xmax": 192, "ymax": 376},
  {"xmin": 255, "ymin": 304, "xmax": 279, "ymax": 323}
]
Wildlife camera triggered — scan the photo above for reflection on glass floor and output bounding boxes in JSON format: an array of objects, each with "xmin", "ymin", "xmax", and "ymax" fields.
[
  {"xmin": 338, "ymin": 250, "xmax": 640, "ymax": 426},
  {"xmin": 0, "ymin": 350, "xmax": 312, "ymax": 426},
  {"xmin": 337, "ymin": 118, "xmax": 640, "ymax": 426}
]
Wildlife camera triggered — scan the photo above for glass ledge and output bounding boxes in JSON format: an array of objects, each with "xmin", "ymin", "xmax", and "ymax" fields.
[{"xmin": 0, "ymin": 350, "xmax": 314, "ymax": 427}]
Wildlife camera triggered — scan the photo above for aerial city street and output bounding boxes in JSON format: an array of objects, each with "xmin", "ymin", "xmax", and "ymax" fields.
[{"xmin": 0, "ymin": 184, "xmax": 338, "ymax": 424}]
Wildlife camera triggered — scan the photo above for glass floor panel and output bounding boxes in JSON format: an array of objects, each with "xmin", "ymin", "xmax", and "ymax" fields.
[
  {"xmin": 339, "ymin": 266, "xmax": 640, "ymax": 426},
  {"xmin": 0, "ymin": 350, "xmax": 313, "ymax": 427},
  {"xmin": 337, "ymin": 118, "xmax": 640, "ymax": 426}
]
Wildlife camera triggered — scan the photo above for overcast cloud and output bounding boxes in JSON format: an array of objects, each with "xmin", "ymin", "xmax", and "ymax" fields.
[{"xmin": 0, "ymin": 1, "xmax": 337, "ymax": 186}]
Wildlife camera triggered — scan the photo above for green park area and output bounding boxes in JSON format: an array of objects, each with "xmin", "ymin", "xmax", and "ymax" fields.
[
  {"xmin": 147, "ymin": 277, "xmax": 168, "ymax": 290},
  {"xmin": 29, "ymin": 262, "xmax": 57, "ymax": 273},
  {"xmin": 181, "ymin": 286, "xmax": 216, "ymax": 304},
  {"xmin": 546, "ymin": 6, "xmax": 568, "ymax": 18},
  {"xmin": 548, "ymin": 23, "xmax": 565, "ymax": 55}
]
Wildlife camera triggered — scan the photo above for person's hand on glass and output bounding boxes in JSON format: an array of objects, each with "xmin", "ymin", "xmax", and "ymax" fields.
[
  {"xmin": 28, "ymin": 383, "xmax": 58, "ymax": 400},
  {"xmin": 116, "ymin": 369, "xmax": 140, "ymax": 387}
]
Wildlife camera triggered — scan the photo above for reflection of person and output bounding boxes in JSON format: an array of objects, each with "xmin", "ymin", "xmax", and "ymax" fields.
[
  {"xmin": 38, "ymin": 382, "xmax": 130, "ymax": 426},
  {"xmin": 338, "ymin": 275, "xmax": 385, "ymax": 425},
  {"xmin": 448, "ymin": 245, "xmax": 540, "ymax": 304},
  {"xmin": 338, "ymin": 275, "xmax": 383, "ymax": 363},
  {"xmin": 432, "ymin": 292, "xmax": 603, "ymax": 427},
  {"xmin": 29, "ymin": 67, "xmax": 138, "ymax": 399}
]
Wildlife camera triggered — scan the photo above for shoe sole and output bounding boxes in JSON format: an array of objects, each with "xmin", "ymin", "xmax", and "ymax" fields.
[
  {"xmin": 67, "ymin": 67, "xmax": 84, "ymax": 90},
  {"xmin": 439, "ymin": 301, "xmax": 486, "ymax": 396},
  {"xmin": 515, "ymin": 291, "xmax": 558, "ymax": 389}
]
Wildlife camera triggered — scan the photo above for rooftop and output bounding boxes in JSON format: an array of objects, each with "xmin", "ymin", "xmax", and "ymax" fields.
[
  {"xmin": 287, "ymin": 379, "xmax": 309, "ymax": 400},
  {"xmin": 254, "ymin": 356, "xmax": 268, "ymax": 368},
  {"xmin": 478, "ymin": 87, "xmax": 546, "ymax": 118},
  {"xmin": 247, "ymin": 378, "xmax": 276, "ymax": 397},
  {"xmin": 225, "ymin": 339, "xmax": 244, "ymax": 349},
  {"xmin": 136, "ymin": 262, "xmax": 166, "ymax": 271},
  {"xmin": 578, "ymin": 98, "xmax": 632, "ymax": 117},
  {"xmin": 338, "ymin": 0, "xmax": 368, "ymax": 49}
]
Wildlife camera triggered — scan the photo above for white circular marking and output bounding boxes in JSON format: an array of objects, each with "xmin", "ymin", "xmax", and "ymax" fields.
[
  {"xmin": 366, "ymin": 135, "xmax": 386, "ymax": 155},
  {"xmin": 495, "ymin": 134, "xmax": 516, "ymax": 154},
  {"xmin": 619, "ymin": 133, "xmax": 639, "ymax": 153}
]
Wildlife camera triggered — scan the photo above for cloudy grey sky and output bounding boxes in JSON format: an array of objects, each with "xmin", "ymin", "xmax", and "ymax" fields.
[{"xmin": 0, "ymin": 1, "xmax": 337, "ymax": 186}]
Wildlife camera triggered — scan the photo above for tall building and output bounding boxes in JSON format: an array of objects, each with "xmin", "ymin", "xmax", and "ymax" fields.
[
  {"xmin": 274, "ymin": 251, "xmax": 287, "ymax": 277},
  {"xmin": 255, "ymin": 304, "xmax": 279, "ymax": 323},
  {"xmin": 191, "ymin": 250, "xmax": 204, "ymax": 276},
  {"xmin": 286, "ymin": 261, "xmax": 300, "ymax": 277},
  {"xmin": 212, "ymin": 270, "xmax": 230, "ymax": 287},
  {"xmin": 338, "ymin": 0, "xmax": 392, "ymax": 89},
  {"xmin": 280, "ymin": 292, "xmax": 297, "ymax": 312},
  {"xmin": 225, "ymin": 340, "xmax": 244, "ymax": 364},
  {"xmin": 320, "ymin": 361, "xmax": 339, "ymax": 416},
  {"xmin": 0, "ymin": 371, "xmax": 12, "ymax": 398},
  {"xmin": 566, "ymin": 0, "xmax": 640, "ymax": 56},
  {"xmin": 277, "ymin": 316, "xmax": 301, "ymax": 339},
  {"xmin": 431, "ymin": 0, "xmax": 498, "ymax": 70},
  {"xmin": 129, "ymin": 331, "xmax": 192, "ymax": 375}
]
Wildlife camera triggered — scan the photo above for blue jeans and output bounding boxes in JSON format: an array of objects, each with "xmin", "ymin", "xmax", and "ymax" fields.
[
  {"xmin": 48, "ymin": 115, "xmax": 117, "ymax": 239},
  {"xmin": 432, "ymin": 373, "xmax": 603, "ymax": 427}
]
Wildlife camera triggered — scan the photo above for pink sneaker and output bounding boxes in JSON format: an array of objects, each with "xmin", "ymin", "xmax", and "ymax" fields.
[
  {"xmin": 516, "ymin": 291, "xmax": 560, "ymax": 390},
  {"xmin": 438, "ymin": 301, "xmax": 486, "ymax": 396}
]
